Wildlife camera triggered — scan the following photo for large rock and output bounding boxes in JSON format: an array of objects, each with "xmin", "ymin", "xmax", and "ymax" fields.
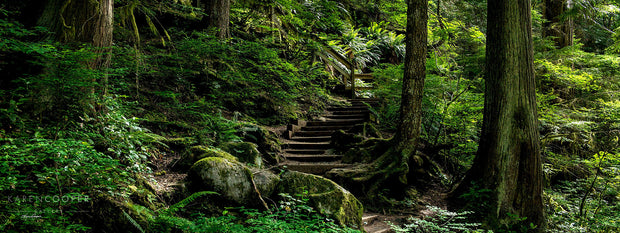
[
  {"xmin": 175, "ymin": 146, "xmax": 238, "ymax": 170},
  {"xmin": 278, "ymin": 171, "xmax": 363, "ymax": 229},
  {"xmin": 188, "ymin": 157, "xmax": 279, "ymax": 206},
  {"xmin": 238, "ymin": 125, "xmax": 284, "ymax": 165},
  {"xmin": 221, "ymin": 142, "xmax": 263, "ymax": 168}
]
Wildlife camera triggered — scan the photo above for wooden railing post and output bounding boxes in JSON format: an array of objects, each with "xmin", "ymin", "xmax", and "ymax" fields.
[{"xmin": 350, "ymin": 59, "xmax": 356, "ymax": 98}]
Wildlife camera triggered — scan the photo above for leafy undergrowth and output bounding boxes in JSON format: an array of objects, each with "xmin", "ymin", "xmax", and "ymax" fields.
[{"xmin": 150, "ymin": 193, "xmax": 362, "ymax": 233}]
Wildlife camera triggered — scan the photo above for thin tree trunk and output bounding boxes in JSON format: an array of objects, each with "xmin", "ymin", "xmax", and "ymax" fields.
[
  {"xmin": 467, "ymin": 0, "xmax": 545, "ymax": 230},
  {"xmin": 544, "ymin": 0, "xmax": 573, "ymax": 48},
  {"xmin": 397, "ymin": 0, "xmax": 427, "ymax": 150}
]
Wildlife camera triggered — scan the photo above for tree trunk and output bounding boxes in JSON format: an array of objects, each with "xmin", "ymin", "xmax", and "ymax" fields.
[
  {"xmin": 543, "ymin": 0, "xmax": 573, "ymax": 48},
  {"xmin": 466, "ymin": 0, "xmax": 545, "ymax": 231},
  {"xmin": 204, "ymin": 0, "xmax": 231, "ymax": 39},
  {"xmin": 397, "ymin": 0, "xmax": 427, "ymax": 151},
  {"xmin": 38, "ymin": 0, "xmax": 113, "ymax": 95}
]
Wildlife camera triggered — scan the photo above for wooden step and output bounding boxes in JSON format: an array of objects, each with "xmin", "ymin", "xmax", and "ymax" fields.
[
  {"xmin": 349, "ymin": 98, "xmax": 381, "ymax": 102},
  {"xmin": 362, "ymin": 214, "xmax": 380, "ymax": 225},
  {"xmin": 302, "ymin": 125, "xmax": 353, "ymax": 131},
  {"xmin": 281, "ymin": 162, "xmax": 348, "ymax": 175},
  {"xmin": 284, "ymin": 149, "xmax": 327, "ymax": 155},
  {"xmin": 362, "ymin": 213, "xmax": 395, "ymax": 233},
  {"xmin": 283, "ymin": 154, "xmax": 343, "ymax": 162},
  {"xmin": 294, "ymin": 130, "xmax": 335, "ymax": 137},
  {"xmin": 324, "ymin": 114, "xmax": 368, "ymax": 120},
  {"xmin": 290, "ymin": 136, "xmax": 332, "ymax": 142},
  {"xmin": 327, "ymin": 107, "xmax": 370, "ymax": 111},
  {"xmin": 305, "ymin": 119, "xmax": 366, "ymax": 126},
  {"xmin": 331, "ymin": 110, "xmax": 371, "ymax": 115},
  {"xmin": 286, "ymin": 142, "xmax": 331, "ymax": 150}
]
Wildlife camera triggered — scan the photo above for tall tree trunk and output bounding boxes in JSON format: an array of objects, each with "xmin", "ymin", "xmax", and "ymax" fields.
[
  {"xmin": 465, "ymin": 0, "xmax": 545, "ymax": 231},
  {"xmin": 397, "ymin": 0, "xmax": 427, "ymax": 150},
  {"xmin": 38, "ymin": 0, "xmax": 113, "ymax": 96},
  {"xmin": 204, "ymin": 0, "xmax": 231, "ymax": 39},
  {"xmin": 544, "ymin": 0, "xmax": 573, "ymax": 48}
]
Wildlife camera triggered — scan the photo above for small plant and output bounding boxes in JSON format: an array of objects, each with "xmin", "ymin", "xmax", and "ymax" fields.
[{"xmin": 388, "ymin": 205, "xmax": 487, "ymax": 233}]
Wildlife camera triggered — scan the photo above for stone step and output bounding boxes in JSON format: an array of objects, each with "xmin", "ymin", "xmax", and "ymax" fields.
[
  {"xmin": 285, "ymin": 142, "xmax": 331, "ymax": 150},
  {"xmin": 302, "ymin": 125, "xmax": 353, "ymax": 131},
  {"xmin": 284, "ymin": 154, "xmax": 343, "ymax": 162},
  {"xmin": 284, "ymin": 149, "xmax": 326, "ymax": 155},
  {"xmin": 294, "ymin": 130, "xmax": 335, "ymax": 137},
  {"xmin": 289, "ymin": 136, "xmax": 332, "ymax": 142},
  {"xmin": 281, "ymin": 162, "xmax": 348, "ymax": 175},
  {"xmin": 305, "ymin": 119, "xmax": 366, "ymax": 126}
]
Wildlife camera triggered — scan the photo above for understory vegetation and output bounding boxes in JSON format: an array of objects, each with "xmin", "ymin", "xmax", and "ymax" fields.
[{"xmin": 1, "ymin": 0, "xmax": 620, "ymax": 232}]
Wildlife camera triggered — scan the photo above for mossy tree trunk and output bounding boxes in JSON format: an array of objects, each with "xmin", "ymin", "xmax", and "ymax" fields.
[
  {"xmin": 38, "ymin": 0, "xmax": 113, "ymax": 94},
  {"xmin": 204, "ymin": 0, "xmax": 231, "ymax": 39},
  {"xmin": 462, "ymin": 0, "xmax": 545, "ymax": 231},
  {"xmin": 397, "ymin": 0, "xmax": 427, "ymax": 151},
  {"xmin": 543, "ymin": 0, "xmax": 573, "ymax": 48}
]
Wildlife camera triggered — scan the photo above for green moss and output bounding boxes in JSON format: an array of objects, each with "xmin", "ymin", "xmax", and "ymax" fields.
[
  {"xmin": 177, "ymin": 145, "xmax": 238, "ymax": 170},
  {"xmin": 278, "ymin": 171, "xmax": 363, "ymax": 229},
  {"xmin": 221, "ymin": 142, "xmax": 263, "ymax": 168}
]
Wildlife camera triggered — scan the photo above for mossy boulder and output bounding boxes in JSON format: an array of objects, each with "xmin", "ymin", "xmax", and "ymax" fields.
[
  {"xmin": 188, "ymin": 157, "xmax": 280, "ymax": 206},
  {"xmin": 277, "ymin": 171, "xmax": 363, "ymax": 229},
  {"xmin": 162, "ymin": 137, "xmax": 197, "ymax": 151},
  {"xmin": 87, "ymin": 193, "xmax": 154, "ymax": 233},
  {"xmin": 175, "ymin": 146, "xmax": 238, "ymax": 170},
  {"xmin": 221, "ymin": 142, "xmax": 263, "ymax": 168},
  {"xmin": 238, "ymin": 125, "xmax": 284, "ymax": 165}
]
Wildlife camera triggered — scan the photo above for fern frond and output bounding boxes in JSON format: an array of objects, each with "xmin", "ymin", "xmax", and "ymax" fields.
[
  {"xmin": 165, "ymin": 191, "xmax": 219, "ymax": 215},
  {"xmin": 123, "ymin": 209, "xmax": 146, "ymax": 233}
]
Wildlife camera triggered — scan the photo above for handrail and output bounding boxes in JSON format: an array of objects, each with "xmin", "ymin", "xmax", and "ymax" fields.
[{"xmin": 315, "ymin": 44, "xmax": 374, "ymax": 98}]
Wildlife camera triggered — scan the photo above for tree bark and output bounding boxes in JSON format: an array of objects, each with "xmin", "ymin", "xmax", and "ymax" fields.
[
  {"xmin": 38, "ymin": 0, "xmax": 113, "ymax": 95},
  {"xmin": 204, "ymin": 0, "xmax": 231, "ymax": 39},
  {"xmin": 397, "ymin": 0, "xmax": 427, "ymax": 151},
  {"xmin": 465, "ymin": 0, "xmax": 545, "ymax": 230},
  {"xmin": 543, "ymin": 0, "xmax": 573, "ymax": 48}
]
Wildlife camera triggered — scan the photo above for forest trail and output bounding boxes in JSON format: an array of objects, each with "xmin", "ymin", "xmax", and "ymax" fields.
[
  {"xmin": 280, "ymin": 98, "xmax": 378, "ymax": 174},
  {"xmin": 280, "ymin": 98, "xmax": 397, "ymax": 233}
]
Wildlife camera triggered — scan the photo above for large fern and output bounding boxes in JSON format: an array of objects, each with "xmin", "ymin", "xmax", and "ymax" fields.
[{"xmin": 165, "ymin": 191, "xmax": 219, "ymax": 215}]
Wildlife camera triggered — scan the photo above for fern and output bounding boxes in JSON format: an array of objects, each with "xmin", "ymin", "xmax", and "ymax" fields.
[
  {"xmin": 165, "ymin": 191, "xmax": 219, "ymax": 215},
  {"xmin": 123, "ymin": 209, "xmax": 146, "ymax": 233}
]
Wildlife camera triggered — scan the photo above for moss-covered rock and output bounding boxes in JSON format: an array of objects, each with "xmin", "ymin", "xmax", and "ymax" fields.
[
  {"xmin": 188, "ymin": 157, "xmax": 280, "ymax": 206},
  {"xmin": 162, "ymin": 137, "xmax": 197, "ymax": 151},
  {"xmin": 277, "ymin": 171, "xmax": 363, "ymax": 229},
  {"xmin": 221, "ymin": 142, "xmax": 263, "ymax": 168},
  {"xmin": 86, "ymin": 193, "xmax": 155, "ymax": 233},
  {"xmin": 175, "ymin": 145, "xmax": 238, "ymax": 170},
  {"xmin": 238, "ymin": 125, "xmax": 284, "ymax": 165}
]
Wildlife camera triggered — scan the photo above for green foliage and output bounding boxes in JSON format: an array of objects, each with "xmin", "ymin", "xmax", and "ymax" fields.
[
  {"xmin": 0, "ymin": 137, "xmax": 131, "ymax": 232},
  {"xmin": 388, "ymin": 206, "xmax": 487, "ymax": 233},
  {"xmin": 150, "ymin": 192, "xmax": 362, "ymax": 233}
]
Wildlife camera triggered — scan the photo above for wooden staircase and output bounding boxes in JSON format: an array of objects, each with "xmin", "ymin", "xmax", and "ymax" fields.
[
  {"xmin": 281, "ymin": 98, "xmax": 379, "ymax": 175},
  {"xmin": 281, "ymin": 98, "xmax": 397, "ymax": 233}
]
